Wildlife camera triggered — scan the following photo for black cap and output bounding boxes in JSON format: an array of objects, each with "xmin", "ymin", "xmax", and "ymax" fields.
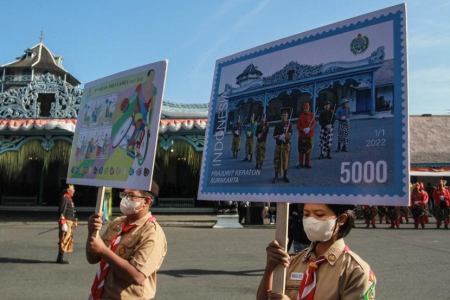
[{"xmin": 281, "ymin": 107, "xmax": 291, "ymax": 115}]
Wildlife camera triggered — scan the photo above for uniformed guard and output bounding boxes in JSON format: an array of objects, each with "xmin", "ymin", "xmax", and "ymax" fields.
[
  {"xmin": 318, "ymin": 100, "xmax": 335, "ymax": 159},
  {"xmin": 433, "ymin": 180, "xmax": 450, "ymax": 229},
  {"xmin": 387, "ymin": 206, "xmax": 401, "ymax": 229},
  {"xmin": 231, "ymin": 116, "xmax": 243, "ymax": 158},
  {"xmin": 363, "ymin": 205, "xmax": 378, "ymax": 228},
  {"xmin": 335, "ymin": 99, "xmax": 352, "ymax": 152},
  {"xmin": 411, "ymin": 182, "xmax": 428, "ymax": 229},
  {"xmin": 296, "ymin": 102, "xmax": 316, "ymax": 168},
  {"xmin": 243, "ymin": 113, "xmax": 257, "ymax": 162},
  {"xmin": 272, "ymin": 108, "xmax": 293, "ymax": 183},
  {"xmin": 257, "ymin": 203, "xmax": 376, "ymax": 300},
  {"xmin": 57, "ymin": 184, "xmax": 76, "ymax": 264},
  {"xmin": 255, "ymin": 113, "xmax": 270, "ymax": 170}
]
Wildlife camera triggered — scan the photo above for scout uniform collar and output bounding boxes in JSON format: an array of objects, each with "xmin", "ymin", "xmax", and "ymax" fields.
[
  {"xmin": 303, "ymin": 239, "xmax": 348, "ymax": 266},
  {"xmin": 126, "ymin": 212, "xmax": 153, "ymax": 227}
]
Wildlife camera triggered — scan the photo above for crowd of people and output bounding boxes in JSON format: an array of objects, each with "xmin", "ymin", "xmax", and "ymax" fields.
[
  {"xmin": 362, "ymin": 180, "xmax": 450, "ymax": 229},
  {"xmin": 231, "ymin": 99, "xmax": 352, "ymax": 184}
]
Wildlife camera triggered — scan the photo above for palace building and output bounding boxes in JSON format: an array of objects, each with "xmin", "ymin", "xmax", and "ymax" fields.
[{"xmin": 0, "ymin": 39, "xmax": 209, "ymax": 209}]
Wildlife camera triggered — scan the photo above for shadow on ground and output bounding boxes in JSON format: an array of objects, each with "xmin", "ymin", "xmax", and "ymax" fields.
[{"xmin": 159, "ymin": 268, "xmax": 264, "ymax": 278}]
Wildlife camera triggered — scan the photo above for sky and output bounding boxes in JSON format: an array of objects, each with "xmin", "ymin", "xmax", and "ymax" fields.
[{"xmin": 1, "ymin": 0, "xmax": 449, "ymax": 115}]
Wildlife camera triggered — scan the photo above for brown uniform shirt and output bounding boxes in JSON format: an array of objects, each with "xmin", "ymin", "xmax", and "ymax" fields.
[
  {"xmin": 100, "ymin": 212, "xmax": 167, "ymax": 300},
  {"xmin": 285, "ymin": 239, "xmax": 376, "ymax": 300}
]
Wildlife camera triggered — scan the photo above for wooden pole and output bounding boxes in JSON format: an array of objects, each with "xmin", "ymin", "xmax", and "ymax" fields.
[
  {"xmin": 271, "ymin": 202, "xmax": 289, "ymax": 293},
  {"xmin": 92, "ymin": 186, "xmax": 105, "ymax": 238}
]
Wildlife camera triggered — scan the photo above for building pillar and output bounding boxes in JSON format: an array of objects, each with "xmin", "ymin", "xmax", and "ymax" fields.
[
  {"xmin": 313, "ymin": 82, "xmax": 317, "ymax": 114},
  {"xmin": 1, "ymin": 68, "xmax": 5, "ymax": 92},
  {"xmin": 38, "ymin": 163, "xmax": 44, "ymax": 205},
  {"xmin": 371, "ymin": 71, "xmax": 376, "ymax": 116},
  {"xmin": 223, "ymin": 96, "xmax": 230, "ymax": 132},
  {"xmin": 263, "ymin": 92, "xmax": 267, "ymax": 115}
]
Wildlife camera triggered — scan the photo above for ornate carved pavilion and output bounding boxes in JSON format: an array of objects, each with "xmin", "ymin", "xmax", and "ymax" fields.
[{"xmin": 0, "ymin": 41, "xmax": 208, "ymax": 207}]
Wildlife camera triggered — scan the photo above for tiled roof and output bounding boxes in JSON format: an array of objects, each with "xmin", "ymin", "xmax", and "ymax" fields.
[
  {"xmin": 161, "ymin": 100, "xmax": 208, "ymax": 118},
  {"xmin": 1, "ymin": 43, "xmax": 81, "ymax": 86},
  {"xmin": 236, "ymin": 63, "xmax": 263, "ymax": 80},
  {"xmin": 375, "ymin": 59, "xmax": 394, "ymax": 86},
  {"xmin": 410, "ymin": 115, "xmax": 450, "ymax": 164},
  {"xmin": 1, "ymin": 44, "xmax": 41, "ymax": 68}
]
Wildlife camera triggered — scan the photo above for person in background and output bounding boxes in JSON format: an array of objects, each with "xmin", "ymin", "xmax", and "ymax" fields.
[
  {"xmin": 433, "ymin": 180, "xmax": 450, "ymax": 229},
  {"xmin": 255, "ymin": 114, "xmax": 270, "ymax": 170},
  {"xmin": 287, "ymin": 203, "xmax": 310, "ymax": 253},
  {"xmin": 272, "ymin": 108, "xmax": 293, "ymax": 183},
  {"xmin": 243, "ymin": 113, "xmax": 257, "ymax": 162},
  {"xmin": 363, "ymin": 205, "xmax": 378, "ymax": 228},
  {"xmin": 425, "ymin": 183, "xmax": 435, "ymax": 211},
  {"xmin": 296, "ymin": 102, "xmax": 316, "ymax": 169},
  {"xmin": 231, "ymin": 116, "xmax": 243, "ymax": 158},
  {"xmin": 238, "ymin": 201, "xmax": 250, "ymax": 224},
  {"xmin": 335, "ymin": 99, "xmax": 352, "ymax": 152},
  {"xmin": 318, "ymin": 101, "xmax": 335, "ymax": 159},
  {"xmin": 57, "ymin": 184, "xmax": 76, "ymax": 264},
  {"xmin": 410, "ymin": 183, "xmax": 428, "ymax": 229},
  {"xmin": 257, "ymin": 203, "xmax": 376, "ymax": 300}
]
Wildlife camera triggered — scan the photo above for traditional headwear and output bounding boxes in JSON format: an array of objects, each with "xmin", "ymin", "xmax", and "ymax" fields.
[
  {"xmin": 281, "ymin": 107, "xmax": 290, "ymax": 115},
  {"xmin": 341, "ymin": 99, "xmax": 349, "ymax": 104},
  {"xmin": 67, "ymin": 184, "xmax": 75, "ymax": 191},
  {"xmin": 303, "ymin": 102, "xmax": 310, "ymax": 109},
  {"xmin": 250, "ymin": 113, "xmax": 255, "ymax": 119},
  {"xmin": 261, "ymin": 113, "xmax": 267, "ymax": 120},
  {"xmin": 237, "ymin": 115, "xmax": 241, "ymax": 123}
]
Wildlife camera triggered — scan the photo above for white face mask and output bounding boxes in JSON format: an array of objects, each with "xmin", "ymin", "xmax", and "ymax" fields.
[
  {"xmin": 303, "ymin": 217, "xmax": 338, "ymax": 242},
  {"xmin": 120, "ymin": 196, "xmax": 144, "ymax": 215}
]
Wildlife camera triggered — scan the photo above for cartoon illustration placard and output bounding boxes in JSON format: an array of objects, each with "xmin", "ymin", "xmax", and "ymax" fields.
[
  {"xmin": 67, "ymin": 61, "xmax": 168, "ymax": 190},
  {"xmin": 198, "ymin": 4, "xmax": 409, "ymax": 206}
]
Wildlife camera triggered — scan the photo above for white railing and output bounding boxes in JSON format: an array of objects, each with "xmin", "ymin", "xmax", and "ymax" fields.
[
  {"xmin": 157, "ymin": 198, "xmax": 195, "ymax": 208},
  {"xmin": 1, "ymin": 75, "xmax": 32, "ymax": 82}
]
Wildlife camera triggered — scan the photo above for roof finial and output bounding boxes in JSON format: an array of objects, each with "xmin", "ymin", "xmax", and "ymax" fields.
[{"xmin": 40, "ymin": 30, "xmax": 44, "ymax": 43}]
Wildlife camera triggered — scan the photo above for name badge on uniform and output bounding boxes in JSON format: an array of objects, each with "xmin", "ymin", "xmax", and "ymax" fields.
[{"xmin": 290, "ymin": 272, "xmax": 303, "ymax": 281}]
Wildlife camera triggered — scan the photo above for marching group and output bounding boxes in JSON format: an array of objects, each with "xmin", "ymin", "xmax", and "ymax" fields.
[
  {"xmin": 362, "ymin": 180, "xmax": 450, "ymax": 229},
  {"xmin": 231, "ymin": 99, "xmax": 352, "ymax": 184}
]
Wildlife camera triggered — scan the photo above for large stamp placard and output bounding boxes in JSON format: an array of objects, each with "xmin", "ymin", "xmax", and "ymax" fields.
[
  {"xmin": 198, "ymin": 4, "xmax": 408, "ymax": 205},
  {"xmin": 67, "ymin": 61, "xmax": 168, "ymax": 191}
]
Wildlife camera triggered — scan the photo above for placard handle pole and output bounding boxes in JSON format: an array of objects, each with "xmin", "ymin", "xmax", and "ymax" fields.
[
  {"xmin": 272, "ymin": 202, "xmax": 289, "ymax": 293},
  {"xmin": 92, "ymin": 186, "xmax": 105, "ymax": 238}
]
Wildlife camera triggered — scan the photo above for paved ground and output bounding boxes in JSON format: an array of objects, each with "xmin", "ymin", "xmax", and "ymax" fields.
[{"xmin": 1, "ymin": 212, "xmax": 449, "ymax": 300}]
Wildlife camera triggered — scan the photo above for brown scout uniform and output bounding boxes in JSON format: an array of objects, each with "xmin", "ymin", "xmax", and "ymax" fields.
[
  {"xmin": 285, "ymin": 239, "xmax": 376, "ymax": 300},
  {"xmin": 100, "ymin": 212, "xmax": 167, "ymax": 300}
]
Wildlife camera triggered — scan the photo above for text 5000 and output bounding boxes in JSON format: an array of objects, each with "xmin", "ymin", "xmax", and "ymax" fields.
[{"xmin": 340, "ymin": 161, "xmax": 387, "ymax": 184}]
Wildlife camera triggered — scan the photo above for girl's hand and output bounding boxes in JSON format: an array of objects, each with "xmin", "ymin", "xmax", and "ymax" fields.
[{"xmin": 265, "ymin": 240, "xmax": 290, "ymax": 272}]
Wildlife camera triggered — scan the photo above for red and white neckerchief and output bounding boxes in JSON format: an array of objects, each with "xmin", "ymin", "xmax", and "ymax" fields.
[
  {"xmin": 297, "ymin": 245, "xmax": 350, "ymax": 300},
  {"xmin": 89, "ymin": 216, "xmax": 156, "ymax": 300}
]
